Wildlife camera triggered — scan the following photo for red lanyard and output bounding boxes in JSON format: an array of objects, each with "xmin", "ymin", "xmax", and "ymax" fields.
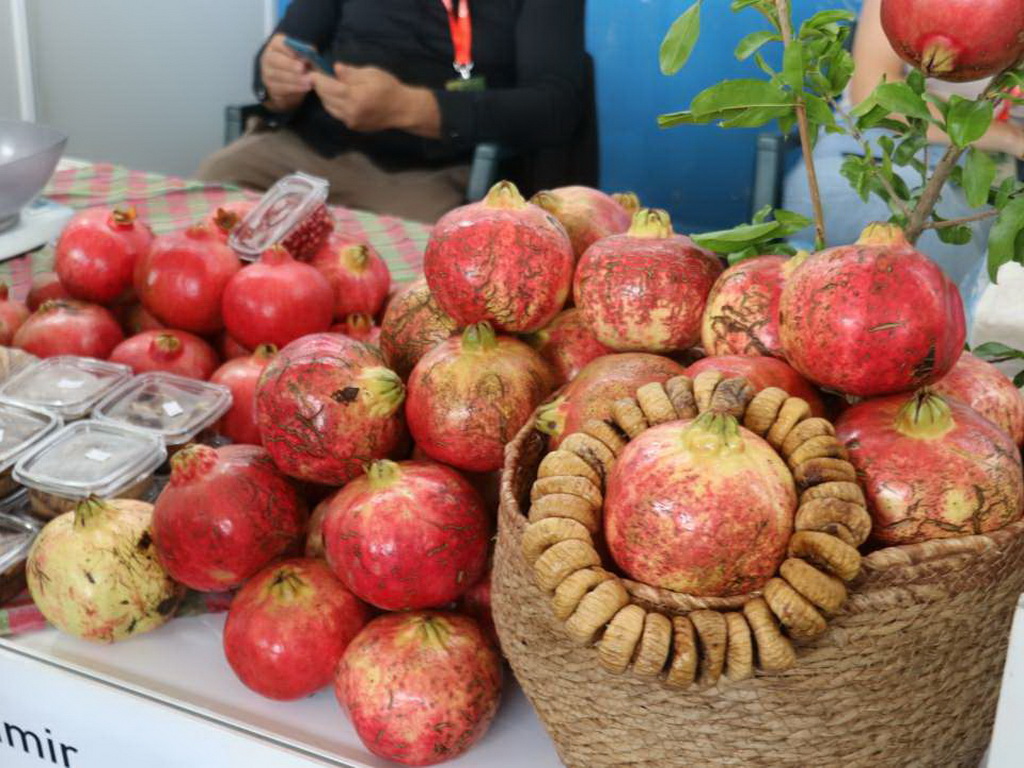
[{"xmin": 440, "ymin": 0, "xmax": 473, "ymax": 79}]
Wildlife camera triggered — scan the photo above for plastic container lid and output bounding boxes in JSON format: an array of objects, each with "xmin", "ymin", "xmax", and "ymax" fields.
[
  {"xmin": 0, "ymin": 399, "xmax": 63, "ymax": 477},
  {"xmin": 0, "ymin": 509, "xmax": 38, "ymax": 579},
  {"xmin": 0, "ymin": 356, "xmax": 132, "ymax": 419},
  {"xmin": 228, "ymin": 172, "xmax": 329, "ymax": 259},
  {"xmin": 12, "ymin": 419, "xmax": 166, "ymax": 500},
  {"xmin": 92, "ymin": 372, "xmax": 232, "ymax": 445}
]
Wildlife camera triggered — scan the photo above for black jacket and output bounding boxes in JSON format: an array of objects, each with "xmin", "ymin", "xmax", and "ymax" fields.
[{"xmin": 258, "ymin": 0, "xmax": 587, "ymax": 172}]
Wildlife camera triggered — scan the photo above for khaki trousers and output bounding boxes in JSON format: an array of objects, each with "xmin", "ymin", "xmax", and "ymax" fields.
[{"xmin": 196, "ymin": 128, "xmax": 470, "ymax": 223}]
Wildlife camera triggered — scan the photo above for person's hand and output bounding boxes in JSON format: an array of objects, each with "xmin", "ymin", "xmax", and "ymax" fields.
[
  {"xmin": 312, "ymin": 64, "xmax": 439, "ymax": 137},
  {"xmin": 260, "ymin": 34, "xmax": 312, "ymax": 113}
]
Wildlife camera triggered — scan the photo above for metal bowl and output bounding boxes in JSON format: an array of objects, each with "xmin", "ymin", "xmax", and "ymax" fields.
[{"xmin": 0, "ymin": 120, "xmax": 68, "ymax": 233}]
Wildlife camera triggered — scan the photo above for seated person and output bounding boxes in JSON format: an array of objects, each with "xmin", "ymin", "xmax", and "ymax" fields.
[
  {"xmin": 198, "ymin": 0, "xmax": 587, "ymax": 223},
  {"xmin": 783, "ymin": 0, "xmax": 1023, "ymax": 290}
]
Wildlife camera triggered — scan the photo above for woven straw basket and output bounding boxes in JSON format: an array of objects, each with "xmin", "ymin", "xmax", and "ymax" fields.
[{"xmin": 493, "ymin": 420, "xmax": 1024, "ymax": 768}]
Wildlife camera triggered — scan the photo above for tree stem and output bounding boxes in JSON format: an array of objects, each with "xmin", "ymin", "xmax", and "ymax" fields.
[
  {"xmin": 904, "ymin": 144, "xmax": 966, "ymax": 242},
  {"xmin": 775, "ymin": 0, "xmax": 826, "ymax": 249},
  {"xmin": 920, "ymin": 208, "xmax": 1000, "ymax": 230}
]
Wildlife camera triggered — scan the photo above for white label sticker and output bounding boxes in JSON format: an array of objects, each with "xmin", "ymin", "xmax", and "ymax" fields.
[
  {"xmin": 162, "ymin": 400, "xmax": 184, "ymax": 417},
  {"xmin": 57, "ymin": 378, "xmax": 85, "ymax": 389},
  {"xmin": 86, "ymin": 449, "xmax": 111, "ymax": 462}
]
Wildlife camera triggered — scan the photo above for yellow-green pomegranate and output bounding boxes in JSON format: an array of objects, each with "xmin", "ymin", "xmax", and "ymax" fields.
[{"xmin": 27, "ymin": 497, "xmax": 184, "ymax": 643}]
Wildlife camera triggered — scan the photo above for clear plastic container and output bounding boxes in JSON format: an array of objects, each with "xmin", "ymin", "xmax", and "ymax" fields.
[
  {"xmin": 0, "ymin": 509, "xmax": 39, "ymax": 605},
  {"xmin": 0, "ymin": 347, "xmax": 39, "ymax": 383},
  {"xmin": 0, "ymin": 399, "xmax": 62, "ymax": 498},
  {"xmin": 228, "ymin": 172, "xmax": 333, "ymax": 260},
  {"xmin": 92, "ymin": 372, "xmax": 232, "ymax": 452},
  {"xmin": 0, "ymin": 356, "xmax": 132, "ymax": 420},
  {"xmin": 12, "ymin": 419, "xmax": 167, "ymax": 520}
]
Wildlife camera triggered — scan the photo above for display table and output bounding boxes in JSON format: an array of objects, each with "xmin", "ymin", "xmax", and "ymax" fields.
[
  {"xmin": 0, "ymin": 614, "xmax": 562, "ymax": 768},
  {"xmin": 0, "ymin": 162, "xmax": 432, "ymax": 299}
]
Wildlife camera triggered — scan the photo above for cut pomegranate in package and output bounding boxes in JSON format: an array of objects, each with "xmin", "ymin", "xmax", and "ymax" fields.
[{"xmin": 228, "ymin": 173, "xmax": 335, "ymax": 261}]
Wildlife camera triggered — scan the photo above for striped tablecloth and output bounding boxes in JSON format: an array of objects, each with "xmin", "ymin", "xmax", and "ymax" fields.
[{"xmin": 0, "ymin": 162, "xmax": 432, "ymax": 299}]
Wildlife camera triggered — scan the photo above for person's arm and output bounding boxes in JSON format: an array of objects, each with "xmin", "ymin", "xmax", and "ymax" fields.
[
  {"xmin": 851, "ymin": 0, "xmax": 1024, "ymax": 158},
  {"xmin": 432, "ymin": 0, "xmax": 586, "ymax": 149},
  {"xmin": 253, "ymin": 0, "xmax": 343, "ymax": 114}
]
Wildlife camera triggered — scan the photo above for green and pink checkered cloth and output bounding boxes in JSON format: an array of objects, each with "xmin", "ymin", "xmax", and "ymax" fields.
[{"xmin": 0, "ymin": 162, "xmax": 431, "ymax": 300}]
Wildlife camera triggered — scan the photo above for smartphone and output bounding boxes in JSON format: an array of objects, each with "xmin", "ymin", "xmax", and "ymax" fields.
[{"xmin": 283, "ymin": 36, "xmax": 333, "ymax": 74}]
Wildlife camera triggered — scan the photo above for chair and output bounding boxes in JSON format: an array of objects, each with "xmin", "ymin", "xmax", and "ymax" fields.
[{"xmin": 224, "ymin": 53, "xmax": 599, "ymax": 203}]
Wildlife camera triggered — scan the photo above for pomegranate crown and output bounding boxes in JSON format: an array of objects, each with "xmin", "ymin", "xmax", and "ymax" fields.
[
  {"xmin": 612, "ymin": 191, "xmax": 641, "ymax": 215},
  {"xmin": 627, "ymin": 208, "xmax": 675, "ymax": 239},
  {"xmin": 856, "ymin": 222, "xmax": 910, "ymax": 248},
  {"xmin": 482, "ymin": 180, "xmax": 527, "ymax": 210},
  {"xmin": 109, "ymin": 206, "xmax": 138, "ymax": 229}
]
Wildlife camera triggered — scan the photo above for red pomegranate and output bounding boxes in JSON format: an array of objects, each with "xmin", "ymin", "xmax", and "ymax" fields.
[
  {"xmin": 934, "ymin": 351, "xmax": 1024, "ymax": 446},
  {"xmin": 218, "ymin": 332, "xmax": 251, "ymax": 360},
  {"xmin": 701, "ymin": 255, "xmax": 787, "ymax": 358},
  {"xmin": 109, "ymin": 330, "xmax": 220, "ymax": 379},
  {"xmin": 537, "ymin": 353, "xmax": 685, "ymax": 448},
  {"xmin": 605, "ymin": 412, "xmax": 797, "ymax": 596},
  {"xmin": 526, "ymin": 308, "xmax": 613, "ymax": 387},
  {"xmin": 26, "ymin": 272, "xmax": 70, "ymax": 311},
  {"xmin": 334, "ymin": 313, "xmax": 381, "ymax": 346},
  {"xmin": 880, "ymin": 0, "xmax": 1024, "ymax": 82},
  {"xmin": 151, "ymin": 443, "xmax": 307, "ymax": 591},
  {"xmin": 55, "ymin": 207, "xmax": 153, "ymax": 305},
  {"xmin": 208, "ymin": 200, "xmax": 256, "ymax": 242},
  {"xmin": 0, "ymin": 283, "xmax": 30, "ymax": 345},
  {"xmin": 457, "ymin": 572, "xmax": 496, "ymax": 646},
  {"xmin": 335, "ymin": 612, "xmax": 502, "ymax": 767},
  {"xmin": 424, "ymin": 180, "xmax": 574, "ymax": 333},
  {"xmin": 779, "ymin": 224, "xmax": 966, "ymax": 397},
  {"xmin": 407, "ymin": 323, "xmax": 555, "ymax": 472},
  {"xmin": 256, "ymin": 333, "xmax": 406, "ymax": 485},
  {"xmin": 574, "ymin": 208, "xmax": 723, "ymax": 353},
  {"xmin": 310, "ymin": 235, "xmax": 391, "ymax": 319},
  {"xmin": 684, "ymin": 356, "xmax": 827, "ymax": 417},
  {"xmin": 13, "ymin": 300, "xmax": 124, "ymax": 359},
  {"xmin": 134, "ymin": 224, "xmax": 241, "ymax": 334},
  {"xmin": 305, "ymin": 496, "xmax": 331, "ymax": 558},
  {"xmin": 209, "ymin": 344, "xmax": 277, "ymax": 444},
  {"xmin": 529, "ymin": 186, "xmax": 635, "ymax": 260},
  {"xmin": 322, "ymin": 460, "xmax": 489, "ymax": 610},
  {"xmin": 836, "ymin": 390, "xmax": 1024, "ymax": 544},
  {"xmin": 379, "ymin": 279, "xmax": 459, "ymax": 379},
  {"xmin": 222, "ymin": 245, "xmax": 334, "ymax": 349},
  {"xmin": 117, "ymin": 302, "xmax": 167, "ymax": 336},
  {"xmin": 223, "ymin": 557, "xmax": 369, "ymax": 700}
]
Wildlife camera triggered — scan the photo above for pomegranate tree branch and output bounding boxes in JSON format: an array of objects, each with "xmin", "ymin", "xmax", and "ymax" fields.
[
  {"xmin": 904, "ymin": 67, "xmax": 1020, "ymax": 243},
  {"xmin": 920, "ymin": 208, "xmax": 1000, "ymax": 231},
  {"xmin": 903, "ymin": 144, "xmax": 966, "ymax": 242},
  {"xmin": 775, "ymin": 0, "xmax": 826, "ymax": 249}
]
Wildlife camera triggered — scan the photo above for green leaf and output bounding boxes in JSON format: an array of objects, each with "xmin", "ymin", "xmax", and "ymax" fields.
[
  {"xmin": 693, "ymin": 222, "xmax": 781, "ymax": 254},
  {"xmin": 995, "ymin": 178, "xmax": 1021, "ymax": 209},
  {"xmin": 893, "ymin": 134, "xmax": 928, "ymax": 165},
  {"xmin": 873, "ymin": 82, "xmax": 932, "ymax": 121},
  {"xmin": 657, "ymin": 110, "xmax": 698, "ymax": 128},
  {"xmin": 936, "ymin": 224, "xmax": 974, "ymax": 245},
  {"xmin": 720, "ymin": 105, "xmax": 794, "ymax": 128},
  {"xmin": 751, "ymin": 205, "xmax": 772, "ymax": 224},
  {"xmin": 988, "ymin": 198, "xmax": 1024, "ymax": 281},
  {"xmin": 800, "ymin": 9, "xmax": 855, "ymax": 30},
  {"xmin": 973, "ymin": 342, "xmax": 1024, "ymax": 362},
  {"xmin": 690, "ymin": 79, "xmax": 791, "ymax": 117},
  {"xmin": 945, "ymin": 96, "xmax": 994, "ymax": 148},
  {"xmin": 735, "ymin": 30, "xmax": 778, "ymax": 60},
  {"xmin": 660, "ymin": 1, "xmax": 702, "ymax": 76},
  {"xmin": 803, "ymin": 94, "xmax": 836, "ymax": 129},
  {"xmin": 773, "ymin": 208, "xmax": 812, "ymax": 234},
  {"xmin": 782, "ymin": 42, "xmax": 804, "ymax": 92},
  {"xmin": 826, "ymin": 50, "xmax": 854, "ymax": 96},
  {"xmin": 924, "ymin": 93, "xmax": 951, "ymax": 121},
  {"xmin": 963, "ymin": 148, "xmax": 997, "ymax": 208},
  {"xmin": 753, "ymin": 52, "xmax": 775, "ymax": 77},
  {"xmin": 906, "ymin": 70, "xmax": 926, "ymax": 95},
  {"xmin": 1015, "ymin": 370, "xmax": 1024, "ymax": 388}
]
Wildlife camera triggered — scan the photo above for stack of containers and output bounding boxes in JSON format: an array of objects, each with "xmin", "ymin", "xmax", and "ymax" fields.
[{"xmin": 0, "ymin": 358, "xmax": 233, "ymax": 606}]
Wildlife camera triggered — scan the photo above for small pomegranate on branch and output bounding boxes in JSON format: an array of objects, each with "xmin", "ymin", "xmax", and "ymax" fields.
[{"xmin": 658, "ymin": 0, "xmax": 1024, "ymax": 279}]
